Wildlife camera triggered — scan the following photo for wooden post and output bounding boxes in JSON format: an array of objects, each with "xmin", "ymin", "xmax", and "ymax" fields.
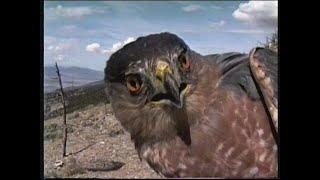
[{"xmin": 55, "ymin": 62, "xmax": 68, "ymax": 157}]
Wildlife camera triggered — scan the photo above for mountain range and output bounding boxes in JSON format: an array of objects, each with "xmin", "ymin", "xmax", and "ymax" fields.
[{"xmin": 44, "ymin": 66, "xmax": 104, "ymax": 92}]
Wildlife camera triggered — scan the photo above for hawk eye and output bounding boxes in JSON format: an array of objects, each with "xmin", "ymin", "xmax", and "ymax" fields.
[
  {"xmin": 178, "ymin": 54, "xmax": 190, "ymax": 71},
  {"xmin": 126, "ymin": 75, "xmax": 142, "ymax": 94}
]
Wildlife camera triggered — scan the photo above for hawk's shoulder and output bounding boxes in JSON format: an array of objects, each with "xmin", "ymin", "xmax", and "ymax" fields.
[{"xmin": 204, "ymin": 52, "xmax": 260, "ymax": 100}]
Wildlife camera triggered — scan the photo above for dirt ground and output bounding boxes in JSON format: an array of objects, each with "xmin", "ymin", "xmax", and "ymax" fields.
[{"xmin": 44, "ymin": 103, "xmax": 163, "ymax": 178}]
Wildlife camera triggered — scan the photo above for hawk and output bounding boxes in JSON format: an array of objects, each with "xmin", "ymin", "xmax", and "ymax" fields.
[{"xmin": 104, "ymin": 32, "xmax": 278, "ymax": 178}]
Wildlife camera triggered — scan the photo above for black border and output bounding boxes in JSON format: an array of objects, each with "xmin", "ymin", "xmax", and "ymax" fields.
[{"xmin": 6, "ymin": 0, "xmax": 42, "ymax": 179}]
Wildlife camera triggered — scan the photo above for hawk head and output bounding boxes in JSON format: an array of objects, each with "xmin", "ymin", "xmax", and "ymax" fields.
[
  {"xmin": 104, "ymin": 33, "xmax": 278, "ymax": 178},
  {"xmin": 105, "ymin": 33, "xmax": 202, "ymax": 148}
]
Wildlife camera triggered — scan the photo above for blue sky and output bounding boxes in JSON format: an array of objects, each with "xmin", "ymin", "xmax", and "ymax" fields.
[{"xmin": 44, "ymin": 1, "xmax": 278, "ymax": 71}]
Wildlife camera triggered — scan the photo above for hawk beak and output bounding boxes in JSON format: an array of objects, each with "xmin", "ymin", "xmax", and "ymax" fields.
[
  {"xmin": 151, "ymin": 61, "xmax": 189, "ymax": 108},
  {"xmin": 155, "ymin": 60, "xmax": 173, "ymax": 83}
]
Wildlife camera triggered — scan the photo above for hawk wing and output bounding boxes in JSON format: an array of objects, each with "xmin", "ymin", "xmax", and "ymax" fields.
[
  {"xmin": 206, "ymin": 48, "xmax": 278, "ymax": 134},
  {"xmin": 249, "ymin": 48, "xmax": 278, "ymax": 132},
  {"xmin": 205, "ymin": 52, "xmax": 261, "ymax": 101}
]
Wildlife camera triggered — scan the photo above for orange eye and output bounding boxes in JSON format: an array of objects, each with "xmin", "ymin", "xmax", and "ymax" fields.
[
  {"xmin": 126, "ymin": 76, "xmax": 141, "ymax": 94},
  {"xmin": 179, "ymin": 55, "xmax": 190, "ymax": 70}
]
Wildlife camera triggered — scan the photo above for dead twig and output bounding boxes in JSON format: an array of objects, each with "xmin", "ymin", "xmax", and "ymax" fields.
[{"xmin": 55, "ymin": 62, "xmax": 68, "ymax": 157}]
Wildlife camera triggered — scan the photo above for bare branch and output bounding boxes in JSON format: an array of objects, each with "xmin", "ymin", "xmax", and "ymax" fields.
[{"xmin": 55, "ymin": 62, "xmax": 68, "ymax": 158}]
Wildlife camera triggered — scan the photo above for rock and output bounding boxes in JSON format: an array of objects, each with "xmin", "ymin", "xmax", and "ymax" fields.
[
  {"xmin": 62, "ymin": 157, "xmax": 85, "ymax": 176},
  {"xmin": 74, "ymin": 112, "xmax": 80, "ymax": 118},
  {"xmin": 81, "ymin": 120, "xmax": 93, "ymax": 127},
  {"xmin": 85, "ymin": 160, "xmax": 125, "ymax": 172},
  {"xmin": 54, "ymin": 160, "xmax": 64, "ymax": 168},
  {"xmin": 108, "ymin": 129, "xmax": 124, "ymax": 137}
]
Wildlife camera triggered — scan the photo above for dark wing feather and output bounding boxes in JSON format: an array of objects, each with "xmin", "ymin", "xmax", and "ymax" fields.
[
  {"xmin": 205, "ymin": 50, "xmax": 278, "ymax": 136},
  {"xmin": 204, "ymin": 52, "xmax": 261, "ymax": 101},
  {"xmin": 206, "ymin": 49, "xmax": 278, "ymax": 133},
  {"xmin": 249, "ymin": 47, "xmax": 278, "ymax": 132}
]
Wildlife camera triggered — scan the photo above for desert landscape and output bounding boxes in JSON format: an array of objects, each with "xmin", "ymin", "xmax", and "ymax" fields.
[{"xmin": 44, "ymin": 102, "xmax": 162, "ymax": 178}]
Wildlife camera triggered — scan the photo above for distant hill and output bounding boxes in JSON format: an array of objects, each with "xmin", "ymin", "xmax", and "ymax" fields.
[
  {"xmin": 44, "ymin": 79, "xmax": 108, "ymax": 120},
  {"xmin": 44, "ymin": 66, "xmax": 104, "ymax": 92}
]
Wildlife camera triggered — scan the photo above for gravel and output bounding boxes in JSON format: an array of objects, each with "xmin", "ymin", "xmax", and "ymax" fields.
[{"xmin": 44, "ymin": 103, "xmax": 163, "ymax": 178}]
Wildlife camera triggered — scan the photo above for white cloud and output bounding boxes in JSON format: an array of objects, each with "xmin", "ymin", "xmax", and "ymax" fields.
[
  {"xmin": 225, "ymin": 29, "xmax": 267, "ymax": 34},
  {"xmin": 45, "ymin": 43, "xmax": 72, "ymax": 53},
  {"xmin": 108, "ymin": 42, "xmax": 122, "ymax": 54},
  {"xmin": 86, "ymin": 43, "xmax": 101, "ymax": 53},
  {"xmin": 233, "ymin": 1, "xmax": 278, "ymax": 29},
  {"xmin": 45, "ymin": 5, "xmax": 103, "ymax": 20},
  {"xmin": 86, "ymin": 37, "xmax": 136, "ymax": 56},
  {"xmin": 54, "ymin": 54, "xmax": 66, "ymax": 61},
  {"xmin": 108, "ymin": 37, "xmax": 136, "ymax": 53},
  {"xmin": 55, "ymin": 5, "xmax": 94, "ymax": 18},
  {"xmin": 209, "ymin": 20, "xmax": 225, "ymax": 29},
  {"xmin": 182, "ymin": 5, "xmax": 204, "ymax": 12},
  {"xmin": 44, "ymin": 36, "xmax": 77, "ymax": 62},
  {"xmin": 123, "ymin": 37, "xmax": 135, "ymax": 45}
]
